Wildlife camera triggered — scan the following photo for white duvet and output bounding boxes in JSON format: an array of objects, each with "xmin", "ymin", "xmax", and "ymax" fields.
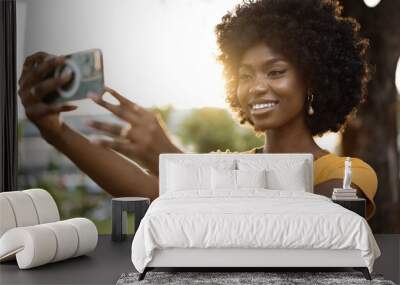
[{"xmin": 131, "ymin": 190, "xmax": 380, "ymax": 273}]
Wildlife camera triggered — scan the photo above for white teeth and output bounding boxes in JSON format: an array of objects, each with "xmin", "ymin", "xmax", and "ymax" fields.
[{"xmin": 252, "ymin": 102, "xmax": 277, "ymax": 110}]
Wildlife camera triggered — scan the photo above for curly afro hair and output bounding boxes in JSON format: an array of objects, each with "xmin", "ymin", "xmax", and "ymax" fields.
[{"xmin": 215, "ymin": 0, "xmax": 371, "ymax": 137}]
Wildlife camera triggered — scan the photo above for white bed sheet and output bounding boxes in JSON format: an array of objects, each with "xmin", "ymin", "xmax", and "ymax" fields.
[{"xmin": 131, "ymin": 190, "xmax": 380, "ymax": 273}]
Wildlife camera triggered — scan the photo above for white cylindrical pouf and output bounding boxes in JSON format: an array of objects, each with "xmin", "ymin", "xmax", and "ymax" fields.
[
  {"xmin": 42, "ymin": 221, "xmax": 79, "ymax": 262},
  {"xmin": 64, "ymin": 218, "xmax": 98, "ymax": 257},
  {"xmin": 23, "ymin": 189, "xmax": 60, "ymax": 224},
  {"xmin": 0, "ymin": 192, "xmax": 39, "ymax": 227},
  {"xmin": 0, "ymin": 226, "xmax": 57, "ymax": 269},
  {"xmin": 0, "ymin": 196, "xmax": 17, "ymax": 237}
]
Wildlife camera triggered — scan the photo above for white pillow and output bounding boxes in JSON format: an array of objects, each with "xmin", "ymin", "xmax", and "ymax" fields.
[
  {"xmin": 236, "ymin": 169, "xmax": 267, "ymax": 189},
  {"xmin": 266, "ymin": 162, "xmax": 307, "ymax": 191},
  {"xmin": 167, "ymin": 163, "xmax": 211, "ymax": 191},
  {"xmin": 166, "ymin": 159, "xmax": 236, "ymax": 192},
  {"xmin": 238, "ymin": 159, "xmax": 308, "ymax": 191},
  {"xmin": 211, "ymin": 168, "xmax": 236, "ymax": 190},
  {"xmin": 211, "ymin": 168, "xmax": 268, "ymax": 190}
]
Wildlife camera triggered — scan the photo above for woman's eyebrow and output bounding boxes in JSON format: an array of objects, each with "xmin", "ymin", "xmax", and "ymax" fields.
[{"xmin": 239, "ymin": 57, "xmax": 286, "ymax": 70}]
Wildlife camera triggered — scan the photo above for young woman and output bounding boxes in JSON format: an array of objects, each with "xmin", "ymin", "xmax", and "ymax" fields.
[{"xmin": 18, "ymin": 0, "xmax": 377, "ymax": 219}]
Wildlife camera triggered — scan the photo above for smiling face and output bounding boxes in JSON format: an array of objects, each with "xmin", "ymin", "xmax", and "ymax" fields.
[{"xmin": 236, "ymin": 42, "xmax": 308, "ymax": 132}]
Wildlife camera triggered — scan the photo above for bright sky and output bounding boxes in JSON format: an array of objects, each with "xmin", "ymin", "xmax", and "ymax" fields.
[{"xmin": 17, "ymin": 0, "xmax": 242, "ymax": 116}]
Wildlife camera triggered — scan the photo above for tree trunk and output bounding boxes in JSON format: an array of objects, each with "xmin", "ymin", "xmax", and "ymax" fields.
[{"xmin": 341, "ymin": 0, "xmax": 400, "ymax": 233}]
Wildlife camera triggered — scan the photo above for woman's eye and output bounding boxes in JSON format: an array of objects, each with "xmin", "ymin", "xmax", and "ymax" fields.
[{"xmin": 268, "ymin": 70, "xmax": 286, "ymax": 77}]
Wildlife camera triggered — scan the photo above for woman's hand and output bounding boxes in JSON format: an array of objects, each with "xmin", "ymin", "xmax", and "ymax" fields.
[
  {"xmin": 86, "ymin": 86, "xmax": 182, "ymax": 176},
  {"xmin": 18, "ymin": 52, "xmax": 76, "ymax": 140}
]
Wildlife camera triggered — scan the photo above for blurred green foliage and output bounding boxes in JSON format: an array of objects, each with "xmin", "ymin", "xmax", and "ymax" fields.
[
  {"xmin": 149, "ymin": 104, "xmax": 174, "ymax": 124},
  {"xmin": 29, "ymin": 172, "xmax": 112, "ymax": 234},
  {"xmin": 177, "ymin": 107, "xmax": 264, "ymax": 153}
]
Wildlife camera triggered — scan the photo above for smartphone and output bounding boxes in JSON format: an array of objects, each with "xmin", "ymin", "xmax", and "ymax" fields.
[{"xmin": 42, "ymin": 48, "xmax": 105, "ymax": 104}]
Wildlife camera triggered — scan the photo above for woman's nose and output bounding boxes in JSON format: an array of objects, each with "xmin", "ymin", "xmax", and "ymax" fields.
[
  {"xmin": 249, "ymin": 76, "xmax": 269, "ymax": 95},
  {"xmin": 249, "ymin": 85, "xmax": 268, "ymax": 95}
]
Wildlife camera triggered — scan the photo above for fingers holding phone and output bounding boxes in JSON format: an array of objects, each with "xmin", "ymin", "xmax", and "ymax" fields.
[
  {"xmin": 29, "ymin": 68, "xmax": 73, "ymax": 103},
  {"xmin": 19, "ymin": 54, "xmax": 64, "ymax": 91},
  {"xmin": 19, "ymin": 54, "xmax": 68, "ymax": 102},
  {"xmin": 41, "ymin": 49, "xmax": 105, "ymax": 104},
  {"xmin": 18, "ymin": 48, "xmax": 106, "ymax": 139},
  {"xmin": 18, "ymin": 52, "xmax": 78, "ymax": 137}
]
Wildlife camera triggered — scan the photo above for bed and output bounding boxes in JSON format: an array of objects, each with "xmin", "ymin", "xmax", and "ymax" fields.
[{"xmin": 131, "ymin": 153, "xmax": 381, "ymax": 281}]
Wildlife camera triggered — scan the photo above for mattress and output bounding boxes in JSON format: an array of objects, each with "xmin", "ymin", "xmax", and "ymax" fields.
[{"xmin": 131, "ymin": 190, "xmax": 381, "ymax": 273}]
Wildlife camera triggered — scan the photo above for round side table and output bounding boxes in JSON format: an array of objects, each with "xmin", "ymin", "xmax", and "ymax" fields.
[{"xmin": 111, "ymin": 197, "xmax": 150, "ymax": 242}]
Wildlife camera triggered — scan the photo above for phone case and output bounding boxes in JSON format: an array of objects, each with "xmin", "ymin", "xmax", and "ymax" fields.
[{"xmin": 42, "ymin": 48, "xmax": 104, "ymax": 104}]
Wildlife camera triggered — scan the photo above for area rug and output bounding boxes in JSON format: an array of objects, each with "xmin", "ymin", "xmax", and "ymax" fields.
[{"xmin": 116, "ymin": 271, "xmax": 396, "ymax": 285}]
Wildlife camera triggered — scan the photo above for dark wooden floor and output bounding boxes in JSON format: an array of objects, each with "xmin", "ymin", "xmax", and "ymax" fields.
[{"xmin": 0, "ymin": 234, "xmax": 398, "ymax": 285}]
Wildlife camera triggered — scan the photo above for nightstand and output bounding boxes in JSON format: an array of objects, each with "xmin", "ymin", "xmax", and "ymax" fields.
[
  {"xmin": 111, "ymin": 197, "xmax": 150, "ymax": 242},
  {"xmin": 331, "ymin": 198, "xmax": 366, "ymax": 218}
]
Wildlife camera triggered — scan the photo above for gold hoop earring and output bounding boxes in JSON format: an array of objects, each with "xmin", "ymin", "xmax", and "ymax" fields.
[{"xmin": 307, "ymin": 90, "xmax": 315, "ymax": 115}]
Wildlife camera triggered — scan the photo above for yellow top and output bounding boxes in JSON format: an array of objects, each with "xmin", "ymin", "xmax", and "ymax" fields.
[
  {"xmin": 213, "ymin": 147, "xmax": 378, "ymax": 220},
  {"xmin": 312, "ymin": 152, "xmax": 377, "ymax": 220}
]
